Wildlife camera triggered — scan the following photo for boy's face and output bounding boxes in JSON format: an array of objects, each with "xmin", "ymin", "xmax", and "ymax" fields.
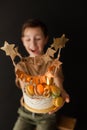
[{"xmin": 22, "ymin": 27, "xmax": 48, "ymax": 57}]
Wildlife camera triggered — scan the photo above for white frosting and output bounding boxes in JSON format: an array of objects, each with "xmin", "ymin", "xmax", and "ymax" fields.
[{"xmin": 23, "ymin": 90, "xmax": 53, "ymax": 110}]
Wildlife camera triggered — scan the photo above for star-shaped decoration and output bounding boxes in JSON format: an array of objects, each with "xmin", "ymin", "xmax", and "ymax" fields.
[
  {"xmin": 51, "ymin": 34, "xmax": 69, "ymax": 51},
  {"xmin": 0, "ymin": 41, "xmax": 22, "ymax": 61},
  {"xmin": 46, "ymin": 48, "xmax": 56, "ymax": 58},
  {"xmin": 0, "ymin": 41, "xmax": 15, "ymax": 56},
  {"xmin": 14, "ymin": 47, "xmax": 22, "ymax": 58},
  {"xmin": 42, "ymin": 54, "xmax": 52, "ymax": 64},
  {"xmin": 52, "ymin": 59, "xmax": 62, "ymax": 69}
]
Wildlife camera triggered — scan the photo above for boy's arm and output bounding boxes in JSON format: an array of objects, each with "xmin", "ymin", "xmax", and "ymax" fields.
[
  {"xmin": 54, "ymin": 65, "xmax": 70, "ymax": 103},
  {"xmin": 14, "ymin": 63, "xmax": 22, "ymax": 88},
  {"xmin": 48, "ymin": 66, "xmax": 70, "ymax": 114},
  {"xmin": 14, "ymin": 62, "xmax": 27, "ymax": 89}
]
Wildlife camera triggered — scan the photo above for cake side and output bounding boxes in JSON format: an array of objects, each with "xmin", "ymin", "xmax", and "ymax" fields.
[{"xmin": 23, "ymin": 89, "xmax": 53, "ymax": 110}]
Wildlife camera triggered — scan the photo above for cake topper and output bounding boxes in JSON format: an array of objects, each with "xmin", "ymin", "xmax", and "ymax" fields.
[
  {"xmin": 0, "ymin": 34, "xmax": 69, "ymax": 66},
  {"xmin": 0, "ymin": 41, "xmax": 22, "ymax": 65}
]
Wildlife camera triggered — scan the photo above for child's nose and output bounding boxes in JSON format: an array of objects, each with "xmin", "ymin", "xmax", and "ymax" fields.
[{"xmin": 30, "ymin": 40, "xmax": 36, "ymax": 49}]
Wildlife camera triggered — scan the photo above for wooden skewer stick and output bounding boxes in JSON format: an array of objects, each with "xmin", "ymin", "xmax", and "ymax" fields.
[
  {"xmin": 57, "ymin": 48, "xmax": 61, "ymax": 60},
  {"xmin": 54, "ymin": 48, "xmax": 62, "ymax": 73}
]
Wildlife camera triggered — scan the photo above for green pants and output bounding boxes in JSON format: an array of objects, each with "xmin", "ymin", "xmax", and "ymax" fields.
[{"xmin": 13, "ymin": 106, "xmax": 57, "ymax": 130}]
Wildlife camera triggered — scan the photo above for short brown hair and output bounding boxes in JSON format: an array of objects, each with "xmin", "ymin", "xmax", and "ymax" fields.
[{"xmin": 21, "ymin": 19, "xmax": 48, "ymax": 37}]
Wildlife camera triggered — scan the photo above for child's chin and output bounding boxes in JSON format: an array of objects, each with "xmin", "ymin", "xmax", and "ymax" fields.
[{"xmin": 30, "ymin": 53, "xmax": 40, "ymax": 57}]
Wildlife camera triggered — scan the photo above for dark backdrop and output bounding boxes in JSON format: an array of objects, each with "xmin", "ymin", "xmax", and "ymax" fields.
[{"xmin": 0, "ymin": 1, "xmax": 86, "ymax": 130}]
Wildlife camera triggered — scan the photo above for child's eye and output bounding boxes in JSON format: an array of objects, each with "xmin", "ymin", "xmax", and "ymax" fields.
[
  {"xmin": 35, "ymin": 38, "xmax": 41, "ymax": 40},
  {"xmin": 25, "ymin": 39, "xmax": 30, "ymax": 42}
]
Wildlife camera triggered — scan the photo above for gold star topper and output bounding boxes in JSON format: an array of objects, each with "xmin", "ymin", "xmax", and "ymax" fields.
[
  {"xmin": 0, "ymin": 41, "xmax": 22, "ymax": 65},
  {"xmin": 42, "ymin": 54, "xmax": 52, "ymax": 64},
  {"xmin": 46, "ymin": 48, "xmax": 56, "ymax": 58},
  {"xmin": 51, "ymin": 34, "xmax": 69, "ymax": 51},
  {"xmin": 42, "ymin": 34, "xmax": 69, "ymax": 62},
  {"xmin": 0, "ymin": 34, "xmax": 69, "ymax": 66}
]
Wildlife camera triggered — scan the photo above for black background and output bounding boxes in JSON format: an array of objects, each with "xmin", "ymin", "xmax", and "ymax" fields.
[{"xmin": 0, "ymin": 0, "xmax": 87, "ymax": 130}]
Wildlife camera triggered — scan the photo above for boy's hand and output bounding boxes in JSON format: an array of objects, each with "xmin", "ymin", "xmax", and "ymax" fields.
[
  {"xmin": 61, "ymin": 88, "xmax": 70, "ymax": 103},
  {"xmin": 48, "ymin": 89, "xmax": 70, "ymax": 114}
]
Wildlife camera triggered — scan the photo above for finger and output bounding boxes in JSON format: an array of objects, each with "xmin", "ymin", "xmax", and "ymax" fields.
[{"xmin": 65, "ymin": 97, "xmax": 70, "ymax": 103}]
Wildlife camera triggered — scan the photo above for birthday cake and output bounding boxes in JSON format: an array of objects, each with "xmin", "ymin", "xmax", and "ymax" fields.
[
  {"xmin": 0, "ymin": 34, "xmax": 69, "ymax": 113},
  {"xmin": 15, "ymin": 61, "xmax": 64, "ymax": 113}
]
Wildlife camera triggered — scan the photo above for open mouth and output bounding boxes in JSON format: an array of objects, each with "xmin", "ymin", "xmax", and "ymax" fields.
[{"xmin": 29, "ymin": 49, "xmax": 39, "ymax": 54}]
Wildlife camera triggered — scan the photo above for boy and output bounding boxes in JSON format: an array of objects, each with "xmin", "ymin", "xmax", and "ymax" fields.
[{"xmin": 13, "ymin": 19, "xmax": 70, "ymax": 130}]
